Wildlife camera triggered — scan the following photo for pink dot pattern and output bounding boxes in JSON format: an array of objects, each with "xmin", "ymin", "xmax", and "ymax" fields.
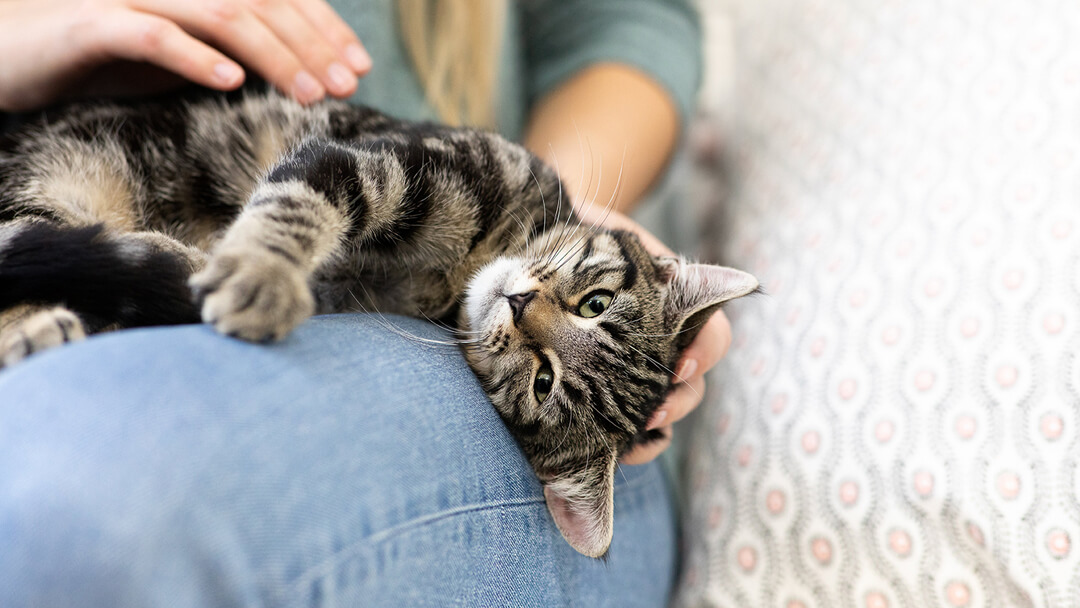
[{"xmin": 674, "ymin": 1, "xmax": 1080, "ymax": 606}]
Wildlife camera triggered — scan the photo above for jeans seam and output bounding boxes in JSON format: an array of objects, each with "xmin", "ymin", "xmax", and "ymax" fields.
[
  {"xmin": 282, "ymin": 496, "xmax": 541, "ymax": 600},
  {"xmin": 282, "ymin": 470, "xmax": 658, "ymax": 601}
]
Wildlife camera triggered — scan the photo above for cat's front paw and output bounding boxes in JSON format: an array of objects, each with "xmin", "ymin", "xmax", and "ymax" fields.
[{"xmin": 190, "ymin": 248, "xmax": 314, "ymax": 342}]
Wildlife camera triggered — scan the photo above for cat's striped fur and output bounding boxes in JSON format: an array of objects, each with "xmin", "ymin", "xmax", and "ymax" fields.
[{"xmin": 0, "ymin": 91, "xmax": 757, "ymax": 557}]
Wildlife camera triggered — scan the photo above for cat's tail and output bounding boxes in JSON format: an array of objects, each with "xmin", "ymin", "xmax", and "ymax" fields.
[{"xmin": 0, "ymin": 221, "xmax": 200, "ymax": 330}]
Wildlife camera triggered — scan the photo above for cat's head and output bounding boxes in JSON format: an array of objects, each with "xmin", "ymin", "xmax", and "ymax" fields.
[{"xmin": 461, "ymin": 224, "xmax": 757, "ymax": 557}]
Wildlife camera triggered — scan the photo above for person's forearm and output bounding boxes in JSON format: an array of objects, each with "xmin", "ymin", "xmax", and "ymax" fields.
[{"xmin": 523, "ymin": 63, "xmax": 680, "ymax": 216}]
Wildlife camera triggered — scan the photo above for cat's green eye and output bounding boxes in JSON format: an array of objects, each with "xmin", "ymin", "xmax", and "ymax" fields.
[
  {"xmin": 577, "ymin": 290, "xmax": 614, "ymax": 318},
  {"xmin": 534, "ymin": 363, "xmax": 554, "ymax": 403}
]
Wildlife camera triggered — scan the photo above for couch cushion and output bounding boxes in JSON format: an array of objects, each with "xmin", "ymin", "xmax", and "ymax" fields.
[{"xmin": 677, "ymin": 1, "xmax": 1080, "ymax": 606}]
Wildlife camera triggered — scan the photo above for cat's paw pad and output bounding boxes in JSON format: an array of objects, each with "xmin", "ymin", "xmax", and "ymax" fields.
[
  {"xmin": 190, "ymin": 248, "xmax": 314, "ymax": 342},
  {"xmin": 0, "ymin": 307, "xmax": 86, "ymax": 367}
]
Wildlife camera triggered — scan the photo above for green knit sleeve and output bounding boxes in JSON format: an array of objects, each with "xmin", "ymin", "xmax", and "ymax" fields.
[{"xmin": 521, "ymin": 0, "xmax": 703, "ymax": 125}]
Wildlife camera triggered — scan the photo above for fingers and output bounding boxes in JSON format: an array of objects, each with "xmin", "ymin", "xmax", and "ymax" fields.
[
  {"xmin": 131, "ymin": 0, "xmax": 327, "ymax": 102},
  {"xmin": 620, "ymin": 314, "xmax": 732, "ymax": 465},
  {"xmin": 618, "ymin": 374, "xmax": 705, "ymax": 466},
  {"xmin": 674, "ymin": 311, "xmax": 732, "ymax": 386},
  {"xmin": 620, "ymin": 427, "xmax": 671, "ymax": 466},
  {"xmin": 129, "ymin": 0, "xmax": 368, "ymax": 102},
  {"xmin": 83, "ymin": 10, "xmax": 246, "ymax": 91},
  {"xmin": 293, "ymin": 0, "xmax": 372, "ymax": 74},
  {"xmin": 243, "ymin": 1, "xmax": 359, "ymax": 97},
  {"xmin": 656, "ymin": 374, "xmax": 706, "ymax": 428}
]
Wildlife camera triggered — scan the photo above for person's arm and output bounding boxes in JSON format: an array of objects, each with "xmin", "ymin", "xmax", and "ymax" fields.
[
  {"xmin": 524, "ymin": 63, "xmax": 678, "ymax": 218},
  {"xmin": 0, "ymin": 0, "xmax": 372, "ymax": 111},
  {"xmin": 523, "ymin": 63, "xmax": 732, "ymax": 465}
]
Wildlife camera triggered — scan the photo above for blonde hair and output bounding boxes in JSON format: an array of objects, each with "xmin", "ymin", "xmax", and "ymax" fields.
[{"xmin": 397, "ymin": 0, "xmax": 507, "ymax": 128}]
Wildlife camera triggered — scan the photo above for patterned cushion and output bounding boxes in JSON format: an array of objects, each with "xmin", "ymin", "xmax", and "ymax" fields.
[{"xmin": 676, "ymin": 1, "xmax": 1080, "ymax": 606}]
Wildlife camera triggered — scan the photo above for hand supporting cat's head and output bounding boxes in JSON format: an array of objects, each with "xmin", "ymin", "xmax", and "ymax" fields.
[{"xmin": 461, "ymin": 224, "xmax": 758, "ymax": 558}]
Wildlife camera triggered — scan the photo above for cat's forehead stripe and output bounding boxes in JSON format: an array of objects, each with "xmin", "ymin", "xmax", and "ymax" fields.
[
  {"xmin": 612, "ymin": 233, "xmax": 639, "ymax": 291},
  {"xmin": 571, "ymin": 235, "xmax": 597, "ymax": 272}
]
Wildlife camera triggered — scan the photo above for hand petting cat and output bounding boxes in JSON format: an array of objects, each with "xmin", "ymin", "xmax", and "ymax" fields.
[{"xmin": 0, "ymin": 0, "xmax": 370, "ymax": 111}]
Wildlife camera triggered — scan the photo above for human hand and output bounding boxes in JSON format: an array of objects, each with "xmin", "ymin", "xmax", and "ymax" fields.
[
  {"xmin": 0, "ymin": 0, "xmax": 372, "ymax": 111},
  {"xmin": 573, "ymin": 204, "xmax": 734, "ymax": 466}
]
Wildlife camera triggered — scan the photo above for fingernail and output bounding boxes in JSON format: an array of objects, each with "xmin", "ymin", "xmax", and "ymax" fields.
[
  {"xmin": 327, "ymin": 62, "xmax": 357, "ymax": 93},
  {"xmin": 647, "ymin": 409, "xmax": 668, "ymax": 430},
  {"xmin": 293, "ymin": 71, "xmax": 324, "ymax": 103},
  {"xmin": 213, "ymin": 62, "xmax": 243, "ymax": 87},
  {"xmin": 345, "ymin": 44, "xmax": 372, "ymax": 72},
  {"xmin": 674, "ymin": 358, "xmax": 698, "ymax": 384}
]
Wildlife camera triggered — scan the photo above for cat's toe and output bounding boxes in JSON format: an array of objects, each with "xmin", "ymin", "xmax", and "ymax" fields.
[
  {"xmin": 193, "ymin": 249, "xmax": 314, "ymax": 342},
  {"xmin": 0, "ymin": 307, "xmax": 86, "ymax": 368},
  {"xmin": 188, "ymin": 255, "xmax": 237, "ymax": 305}
]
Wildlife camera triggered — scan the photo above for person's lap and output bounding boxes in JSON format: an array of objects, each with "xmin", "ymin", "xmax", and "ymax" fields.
[{"xmin": 0, "ymin": 314, "xmax": 675, "ymax": 607}]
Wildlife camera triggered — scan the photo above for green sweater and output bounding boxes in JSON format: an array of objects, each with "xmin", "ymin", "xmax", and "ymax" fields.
[{"xmin": 330, "ymin": 0, "xmax": 702, "ymax": 140}]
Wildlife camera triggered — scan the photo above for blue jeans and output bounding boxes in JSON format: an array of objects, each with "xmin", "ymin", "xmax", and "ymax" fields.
[{"xmin": 0, "ymin": 315, "xmax": 676, "ymax": 607}]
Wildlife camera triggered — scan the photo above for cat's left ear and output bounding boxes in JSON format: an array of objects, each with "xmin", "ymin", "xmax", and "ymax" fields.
[
  {"xmin": 657, "ymin": 258, "xmax": 759, "ymax": 351},
  {"xmin": 542, "ymin": 452, "xmax": 617, "ymax": 558}
]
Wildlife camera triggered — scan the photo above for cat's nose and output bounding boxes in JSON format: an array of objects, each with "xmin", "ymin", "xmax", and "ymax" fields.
[{"xmin": 506, "ymin": 291, "xmax": 537, "ymax": 323}]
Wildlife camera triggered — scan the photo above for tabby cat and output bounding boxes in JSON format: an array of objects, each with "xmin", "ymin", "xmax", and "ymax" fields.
[{"xmin": 0, "ymin": 91, "xmax": 757, "ymax": 558}]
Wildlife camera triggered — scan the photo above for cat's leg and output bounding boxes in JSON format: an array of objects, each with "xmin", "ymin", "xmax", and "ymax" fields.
[
  {"xmin": 0, "ymin": 304, "xmax": 86, "ymax": 368},
  {"xmin": 0, "ymin": 225, "xmax": 205, "ymax": 369},
  {"xmin": 0, "ymin": 221, "xmax": 205, "ymax": 347},
  {"xmin": 190, "ymin": 140, "xmax": 355, "ymax": 341},
  {"xmin": 191, "ymin": 129, "xmax": 547, "ymax": 340}
]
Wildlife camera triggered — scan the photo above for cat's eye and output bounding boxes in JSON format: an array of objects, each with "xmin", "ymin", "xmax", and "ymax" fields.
[
  {"xmin": 534, "ymin": 363, "xmax": 554, "ymax": 403},
  {"xmin": 577, "ymin": 290, "xmax": 614, "ymax": 318}
]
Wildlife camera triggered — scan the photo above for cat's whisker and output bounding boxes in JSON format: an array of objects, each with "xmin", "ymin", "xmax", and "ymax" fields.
[
  {"xmin": 551, "ymin": 135, "xmax": 599, "ymax": 264},
  {"xmin": 526, "ymin": 166, "xmax": 550, "ymax": 260},
  {"xmin": 541, "ymin": 131, "xmax": 597, "ymax": 267},
  {"xmin": 542, "ymin": 146, "xmax": 576, "ymax": 265},
  {"xmin": 547, "ymin": 201, "xmax": 593, "ymax": 271},
  {"xmin": 511, "ymin": 207, "xmax": 540, "ymax": 262},
  {"xmin": 595, "ymin": 145, "xmax": 627, "ymax": 228},
  {"xmin": 520, "ymin": 159, "xmax": 557, "ymax": 261},
  {"xmin": 549, "ymin": 413, "xmax": 574, "ymax": 456},
  {"xmin": 550, "ymin": 145, "xmax": 626, "ymax": 273},
  {"xmin": 572, "ymin": 119, "xmax": 588, "ymax": 217},
  {"xmin": 622, "ymin": 341, "xmax": 702, "ymax": 400},
  {"xmin": 594, "ymin": 404, "xmax": 632, "ymax": 437},
  {"xmin": 623, "ymin": 322, "xmax": 707, "ymax": 339},
  {"xmin": 346, "ymin": 287, "xmax": 479, "ymax": 348},
  {"xmin": 544, "ymin": 145, "xmax": 570, "ymax": 262},
  {"xmin": 412, "ymin": 307, "xmax": 487, "ymax": 341},
  {"xmin": 548, "ymin": 140, "xmax": 626, "ymax": 271},
  {"xmin": 595, "ymin": 430, "xmax": 630, "ymax": 487},
  {"xmin": 539, "ymin": 123, "xmax": 587, "ymax": 266}
]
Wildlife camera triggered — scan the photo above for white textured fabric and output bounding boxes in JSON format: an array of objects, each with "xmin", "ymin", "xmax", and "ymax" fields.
[{"xmin": 677, "ymin": 1, "xmax": 1080, "ymax": 607}]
